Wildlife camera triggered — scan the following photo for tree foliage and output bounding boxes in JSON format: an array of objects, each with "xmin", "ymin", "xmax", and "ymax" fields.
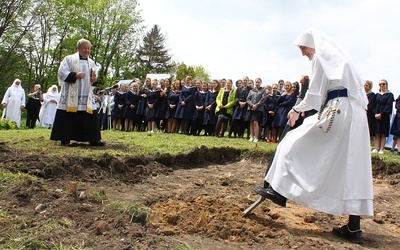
[
  {"xmin": 0, "ymin": 0, "xmax": 143, "ymax": 94},
  {"xmin": 0, "ymin": 0, "xmax": 211, "ymax": 98},
  {"xmin": 175, "ymin": 62, "xmax": 210, "ymax": 82},
  {"xmin": 135, "ymin": 25, "xmax": 175, "ymax": 77}
]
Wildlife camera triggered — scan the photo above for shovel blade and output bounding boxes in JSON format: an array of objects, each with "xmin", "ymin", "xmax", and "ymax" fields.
[{"xmin": 242, "ymin": 196, "xmax": 266, "ymax": 217}]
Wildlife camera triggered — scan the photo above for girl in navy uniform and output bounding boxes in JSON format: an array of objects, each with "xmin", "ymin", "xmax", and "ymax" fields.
[
  {"xmin": 166, "ymin": 80, "xmax": 181, "ymax": 133},
  {"xmin": 272, "ymin": 81, "xmax": 297, "ymax": 141},
  {"xmin": 145, "ymin": 79, "xmax": 162, "ymax": 133},
  {"xmin": 203, "ymin": 79, "xmax": 220, "ymax": 136},
  {"xmin": 156, "ymin": 78, "xmax": 170, "ymax": 133},
  {"xmin": 111, "ymin": 84, "xmax": 125, "ymax": 130},
  {"xmin": 371, "ymin": 79, "xmax": 394, "ymax": 154},
  {"xmin": 136, "ymin": 79, "xmax": 150, "ymax": 131},
  {"xmin": 190, "ymin": 81, "xmax": 208, "ymax": 135},
  {"xmin": 123, "ymin": 81, "xmax": 141, "ymax": 132},
  {"xmin": 175, "ymin": 76, "xmax": 196, "ymax": 134},
  {"xmin": 262, "ymin": 83, "xmax": 280, "ymax": 142}
]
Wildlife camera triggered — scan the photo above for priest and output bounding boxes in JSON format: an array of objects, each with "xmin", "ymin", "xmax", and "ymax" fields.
[{"xmin": 50, "ymin": 38, "xmax": 104, "ymax": 146}]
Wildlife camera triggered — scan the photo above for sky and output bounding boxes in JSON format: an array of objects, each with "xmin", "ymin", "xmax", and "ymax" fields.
[{"xmin": 139, "ymin": 0, "xmax": 400, "ymax": 96}]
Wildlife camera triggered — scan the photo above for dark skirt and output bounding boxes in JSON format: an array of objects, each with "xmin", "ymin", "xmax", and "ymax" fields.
[
  {"xmin": 261, "ymin": 112, "xmax": 275, "ymax": 127},
  {"xmin": 245, "ymin": 110, "xmax": 263, "ymax": 122},
  {"xmin": 232, "ymin": 106, "xmax": 246, "ymax": 120},
  {"xmin": 50, "ymin": 109, "xmax": 101, "ymax": 142},
  {"xmin": 123, "ymin": 106, "xmax": 138, "ymax": 121},
  {"xmin": 371, "ymin": 114, "xmax": 391, "ymax": 136},
  {"xmin": 165, "ymin": 106, "xmax": 177, "ymax": 119},
  {"xmin": 145, "ymin": 107, "xmax": 158, "ymax": 121}
]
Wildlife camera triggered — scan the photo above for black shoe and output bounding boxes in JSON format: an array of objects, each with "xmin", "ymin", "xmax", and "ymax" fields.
[
  {"xmin": 253, "ymin": 186, "xmax": 286, "ymax": 207},
  {"xmin": 61, "ymin": 141, "xmax": 70, "ymax": 146},
  {"xmin": 89, "ymin": 141, "xmax": 105, "ymax": 146},
  {"xmin": 332, "ymin": 225, "xmax": 364, "ymax": 245}
]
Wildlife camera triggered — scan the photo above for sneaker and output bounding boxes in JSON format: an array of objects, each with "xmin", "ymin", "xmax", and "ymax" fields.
[
  {"xmin": 253, "ymin": 138, "xmax": 259, "ymax": 143},
  {"xmin": 248, "ymin": 137, "xmax": 254, "ymax": 142},
  {"xmin": 378, "ymin": 150, "xmax": 384, "ymax": 155},
  {"xmin": 371, "ymin": 149, "xmax": 378, "ymax": 154},
  {"xmin": 332, "ymin": 225, "xmax": 364, "ymax": 245}
]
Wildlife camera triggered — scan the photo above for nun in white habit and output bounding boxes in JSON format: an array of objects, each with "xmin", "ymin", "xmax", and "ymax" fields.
[
  {"xmin": 1, "ymin": 79, "xmax": 26, "ymax": 127},
  {"xmin": 254, "ymin": 28, "xmax": 373, "ymax": 245},
  {"xmin": 39, "ymin": 85, "xmax": 60, "ymax": 128}
]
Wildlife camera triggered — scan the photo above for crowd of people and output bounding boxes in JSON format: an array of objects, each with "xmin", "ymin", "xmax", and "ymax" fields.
[
  {"xmin": 1, "ymin": 74, "xmax": 400, "ymax": 154},
  {"xmin": 94, "ymin": 75, "xmax": 302, "ymax": 144}
]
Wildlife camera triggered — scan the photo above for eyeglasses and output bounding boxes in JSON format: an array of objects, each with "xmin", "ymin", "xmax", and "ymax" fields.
[{"xmin": 379, "ymin": 83, "xmax": 386, "ymax": 86}]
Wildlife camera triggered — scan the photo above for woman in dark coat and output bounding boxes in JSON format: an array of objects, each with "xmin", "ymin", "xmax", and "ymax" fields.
[
  {"xmin": 371, "ymin": 79, "xmax": 394, "ymax": 154},
  {"xmin": 175, "ymin": 76, "xmax": 196, "ymax": 134},
  {"xmin": 272, "ymin": 81, "xmax": 297, "ymax": 141},
  {"xmin": 136, "ymin": 80, "xmax": 149, "ymax": 131},
  {"xmin": 165, "ymin": 80, "xmax": 181, "ymax": 133},
  {"xmin": 190, "ymin": 81, "xmax": 208, "ymax": 135},
  {"xmin": 111, "ymin": 84, "xmax": 127, "ymax": 130},
  {"xmin": 229, "ymin": 79, "xmax": 252, "ymax": 138},
  {"xmin": 145, "ymin": 79, "xmax": 162, "ymax": 133},
  {"xmin": 203, "ymin": 79, "xmax": 220, "ymax": 136},
  {"xmin": 123, "ymin": 82, "xmax": 141, "ymax": 132},
  {"xmin": 156, "ymin": 78, "xmax": 170, "ymax": 132},
  {"xmin": 262, "ymin": 83, "xmax": 280, "ymax": 142}
]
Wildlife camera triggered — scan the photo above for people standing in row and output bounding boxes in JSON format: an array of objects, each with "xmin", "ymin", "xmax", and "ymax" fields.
[
  {"xmin": 25, "ymin": 84, "xmax": 43, "ymax": 128},
  {"xmin": 1, "ymin": 79, "xmax": 26, "ymax": 127},
  {"xmin": 371, "ymin": 79, "xmax": 394, "ymax": 154}
]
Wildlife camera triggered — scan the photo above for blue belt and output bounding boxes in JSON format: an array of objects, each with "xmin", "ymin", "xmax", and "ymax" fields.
[{"xmin": 326, "ymin": 88, "xmax": 348, "ymax": 102}]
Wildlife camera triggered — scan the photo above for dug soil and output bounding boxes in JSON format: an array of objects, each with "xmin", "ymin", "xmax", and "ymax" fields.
[{"xmin": 0, "ymin": 142, "xmax": 399, "ymax": 249}]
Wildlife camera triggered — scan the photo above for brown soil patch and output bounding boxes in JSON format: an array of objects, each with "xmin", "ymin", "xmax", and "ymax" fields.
[{"xmin": 0, "ymin": 142, "xmax": 399, "ymax": 249}]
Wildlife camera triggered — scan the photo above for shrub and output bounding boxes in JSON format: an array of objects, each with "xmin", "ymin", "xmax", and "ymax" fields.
[{"xmin": 0, "ymin": 118, "xmax": 18, "ymax": 130}]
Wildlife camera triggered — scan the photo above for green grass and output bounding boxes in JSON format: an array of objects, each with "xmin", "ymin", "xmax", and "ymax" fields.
[
  {"xmin": 110, "ymin": 200, "xmax": 150, "ymax": 224},
  {"xmin": 0, "ymin": 127, "xmax": 273, "ymax": 158},
  {"xmin": 0, "ymin": 170, "xmax": 37, "ymax": 192}
]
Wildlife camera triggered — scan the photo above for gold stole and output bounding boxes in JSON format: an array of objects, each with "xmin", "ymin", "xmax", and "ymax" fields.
[{"xmin": 66, "ymin": 53, "xmax": 94, "ymax": 114}]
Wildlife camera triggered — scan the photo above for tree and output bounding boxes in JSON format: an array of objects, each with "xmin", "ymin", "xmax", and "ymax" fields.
[
  {"xmin": 0, "ymin": 0, "xmax": 143, "ymax": 93},
  {"xmin": 175, "ymin": 62, "xmax": 211, "ymax": 82},
  {"xmin": 135, "ymin": 24, "xmax": 174, "ymax": 76}
]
